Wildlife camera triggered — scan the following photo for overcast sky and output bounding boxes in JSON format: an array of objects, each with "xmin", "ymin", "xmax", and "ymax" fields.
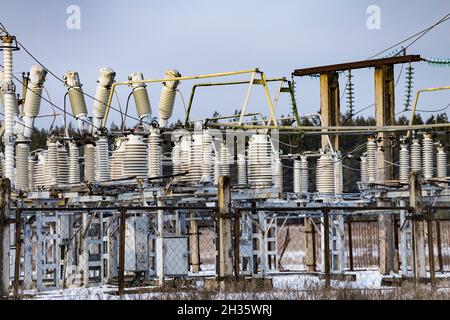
[{"xmin": 1, "ymin": 0, "xmax": 450, "ymax": 129}]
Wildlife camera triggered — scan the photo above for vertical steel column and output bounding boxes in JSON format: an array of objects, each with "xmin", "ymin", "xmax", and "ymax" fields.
[
  {"xmin": 13, "ymin": 208, "xmax": 21, "ymax": 298},
  {"xmin": 118, "ymin": 208, "xmax": 126, "ymax": 296},
  {"xmin": 347, "ymin": 216, "xmax": 354, "ymax": 271},
  {"xmin": 323, "ymin": 207, "xmax": 331, "ymax": 288},
  {"xmin": 0, "ymin": 179, "xmax": 11, "ymax": 297},
  {"xmin": 234, "ymin": 208, "xmax": 241, "ymax": 280}
]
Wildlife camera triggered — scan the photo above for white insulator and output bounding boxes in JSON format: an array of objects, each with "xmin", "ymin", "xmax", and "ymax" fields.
[
  {"xmin": 248, "ymin": 134, "xmax": 272, "ymax": 188},
  {"xmin": 84, "ymin": 144, "xmax": 96, "ymax": 182},
  {"xmin": 293, "ymin": 158, "xmax": 301, "ymax": 193},
  {"xmin": 93, "ymin": 68, "xmax": 115, "ymax": 119},
  {"xmin": 237, "ymin": 151, "xmax": 247, "ymax": 186},
  {"xmin": 15, "ymin": 141, "xmax": 30, "ymax": 191},
  {"xmin": 375, "ymin": 144, "xmax": 385, "ymax": 182},
  {"xmin": 2, "ymin": 37, "xmax": 16, "ymax": 186},
  {"xmin": 399, "ymin": 143, "xmax": 410, "ymax": 184},
  {"xmin": 189, "ymin": 133, "xmax": 203, "ymax": 184},
  {"xmin": 123, "ymin": 134, "xmax": 148, "ymax": 179},
  {"xmin": 0, "ymin": 70, "xmax": 19, "ymax": 114},
  {"xmin": 273, "ymin": 154, "xmax": 283, "ymax": 192},
  {"xmin": 129, "ymin": 72, "xmax": 151, "ymax": 119},
  {"xmin": 367, "ymin": 137, "xmax": 377, "ymax": 183},
  {"xmin": 28, "ymin": 155, "xmax": 36, "ymax": 191},
  {"xmin": 148, "ymin": 128, "xmax": 162, "ymax": 179},
  {"xmin": 46, "ymin": 141, "xmax": 58, "ymax": 186},
  {"xmin": 172, "ymin": 141, "xmax": 182, "ymax": 176},
  {"xmin": 219, "ymin": 143, "xmax": 231, "ymax": 177},
  {"xmin": 180, "ymin": 135, "xmax": 191, "ymax": 182},
  {"xmin": 437, "ymin": 145, "xmax": 447, "ymax": 179},
  {"xmin": 34, "ymin": 151, "xmax": 47, "ymax": 188},
  {"xmin": 158, "ymin": 70, "xmax": 181, "ymax": 127},
  {"xmin": 201, "ymin": 130, "xmax": 213, "ymax": 183},
  {"xmin": 299, "ymin": 156, "xmax": 309, "ymax": 193},
  {"xmin": 57, "ymin": 143, "xmax": 69, "ymax": 184},
  {"xmin": 214, "ymin": 154, "xmax": 220, "ymax": 185},
  {"xmin": 316, "ymin": 151, "xmax": 334, "ymax": 194},
  {"xmin": 334, "ymin": 155, "xmax": 343, "ymax": 194},
  {"xmin": 64, "ymin": 71, "xmax": 88, "ymax": 118},
  {"xmin": 23, "ymin": 65, "xmax": 47, "ymax": 117},
  {"xmin": 423, "ymin": 133, "xmax": 434, "ymax": 180},
  {"xmin": 360, "ymin": 154, "xmax": 368, "ymax": 184},
  {"xmin": 69, "ymin": 142, "xmax": 80, "ymax": 184},
  {"xmin": 110, "ymin": 138, "xmax": 126, "ymax": 179},
  {"xmin": 96, "ymin": 136, "xmax": 110, "ymax": 182},
  {"xmin": 411, "ymin": 138, "xmax": 422, "ymax": 176}
]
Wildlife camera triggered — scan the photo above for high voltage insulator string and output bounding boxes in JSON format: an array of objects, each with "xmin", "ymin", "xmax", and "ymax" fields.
[
  {"xmin": 404, "ymin": 62, "xmax": 414, "ymax": 111},
  {"xmin": 346, "ymin": 69, "xmax": 355, "ymax": 118},
  {"xmin": 422, "ymin": 57, "xmax": 450, "ymax": 67}
]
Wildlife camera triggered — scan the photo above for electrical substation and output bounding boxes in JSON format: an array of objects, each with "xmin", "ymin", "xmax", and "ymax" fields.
[{"xmin": 0, "ymin": 29, "xmax": 450, "ymax": 297}]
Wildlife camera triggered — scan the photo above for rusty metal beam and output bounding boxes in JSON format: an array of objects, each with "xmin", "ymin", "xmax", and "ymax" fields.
[{"xmin": 293, "ymin": 55, "xmax": 421, "ymax": 76}]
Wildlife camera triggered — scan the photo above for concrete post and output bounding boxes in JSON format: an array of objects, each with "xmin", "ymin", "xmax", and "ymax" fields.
[
  {"xmin": 305, "ymin": 217, "xmax": 316, "ymax": 271},
  {"xmin": 189, "ymin": 211, "xmax": 200, "ymax": 273}
]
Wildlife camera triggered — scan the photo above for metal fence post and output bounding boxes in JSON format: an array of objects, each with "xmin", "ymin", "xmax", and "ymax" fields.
[
  {"xmin": 118, "ymin": 207, "xmax": 126, "ymax": 296},
  {"xmin": 436, "ymin": 219, "xmax": 443, "ymax": 273},
  {"xmin": 323, "ymin": 207, "xmax": 331, "ymax": 288},
  {"xmin": 426, "ymin": 206, "xmax": 436, "ymax": 289},
  {"xmin": 347, "ymin": 215, "xmax": 354, "ymax": 271},
  {"xmin": 234, "ymin": 208, "xmax": 240, "ymax": 280},
  {"xmin": 13, "ymin": 207, "xmax": 21, "ymax": 298},
  {"xmin": 0, "ymin": 178, "xmax": 11, "ymax": 298}
]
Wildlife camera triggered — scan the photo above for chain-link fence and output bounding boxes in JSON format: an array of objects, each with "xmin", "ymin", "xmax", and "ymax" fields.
[{"xmin": 4, "ymin": 205, "xmax": 450, "ymax": 297}]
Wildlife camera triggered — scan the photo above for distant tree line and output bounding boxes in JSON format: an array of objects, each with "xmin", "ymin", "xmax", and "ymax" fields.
[{"xmin": 25, "ymin": 112, "xmax": 449, "ymax": 193}]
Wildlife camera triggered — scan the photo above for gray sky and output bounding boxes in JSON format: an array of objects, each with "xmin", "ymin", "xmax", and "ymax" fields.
[{"xmin": 1, "ymin": 0, "xmax": 450, "ymax": 129}]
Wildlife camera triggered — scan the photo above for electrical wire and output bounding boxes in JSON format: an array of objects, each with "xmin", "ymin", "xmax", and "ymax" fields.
[
  {"xmin": 338, "ymin": 13, "xmax": 450, "ymax": 121},
  {"xmin": 0, "ymin": 21, "xmax": 152, "ymax": 128},
  {"xmin": 368, "ymin": 12, "xmax": 450, "ymax": 59},
  {"xmin": 416, "ymin": 103, "xmax": 450, "ymax": 113},
  {"xmin": 121, "ymin": 92, "xmax": 133, "ymax": 131},
  {"xmin": 0, "ymin": 63, "xmax": 101, "ymax": 132}
]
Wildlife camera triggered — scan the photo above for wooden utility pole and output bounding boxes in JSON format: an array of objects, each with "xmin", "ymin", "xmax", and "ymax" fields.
[
  {"xmin": 318, "ymin": 71, "xmax": 339, "ymax": 276},
  {"xmin": 410, "ymin": 172, "xmax": 427, "ymax": 280},
  {"xmin": 319, "ymin": 71, "xmax": 340, "ymax": 151},
  {"xmin": 374, "ymin": 64, "xmax": 397, "ymax": 275},
  {"xmin": 218, "ymin": 176, "xmax": 233, "ymax": 285},
  {"xmin": 374, "ymin": 65, "xmax": 395, "ymax": 181},
  {"xmin": 0, "ymin": 178, "xmax": 11, "ymax": 297}
]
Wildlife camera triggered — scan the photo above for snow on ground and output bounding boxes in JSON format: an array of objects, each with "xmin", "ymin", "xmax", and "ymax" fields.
[{"xmin": 26, "ymin": 270, "xmax": 390, "ymax": 300}]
